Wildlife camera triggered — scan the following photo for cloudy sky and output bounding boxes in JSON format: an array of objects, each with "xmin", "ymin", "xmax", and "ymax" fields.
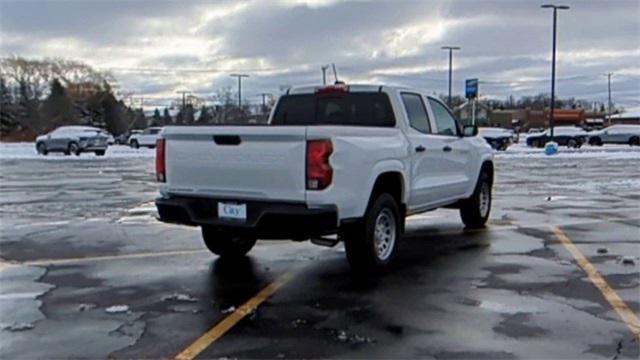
[{"xmin": 1, "ymin": 0, "xmax": 639, "ymax": 111}]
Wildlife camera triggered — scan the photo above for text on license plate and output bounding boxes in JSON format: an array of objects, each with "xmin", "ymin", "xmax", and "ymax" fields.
[{"xmin": 218, "ymin": 202, "xmax": 247, "ymax": 220}]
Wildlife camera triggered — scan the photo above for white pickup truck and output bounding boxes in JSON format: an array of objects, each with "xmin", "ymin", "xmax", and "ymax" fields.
[{"xmin": 155, "ymin": 84, "xmax": 494, "ymax": 272}]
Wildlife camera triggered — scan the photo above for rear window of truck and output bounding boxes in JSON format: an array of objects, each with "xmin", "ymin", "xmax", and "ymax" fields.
[{"xmin": 271, "ymin": 93, "xmax": 395, "ymax": 127}]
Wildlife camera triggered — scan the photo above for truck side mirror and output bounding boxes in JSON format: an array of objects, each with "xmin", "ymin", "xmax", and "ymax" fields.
[{"xmin": 462, "ymin": 125, "xmax": 478, "ymax": 137}]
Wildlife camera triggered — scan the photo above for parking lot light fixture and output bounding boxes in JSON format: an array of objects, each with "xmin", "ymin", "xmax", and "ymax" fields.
[
  {"xmin": 541, "ymin": 4, "xmax": 570, "ymax": 141},
  {"xmin": 441, "ymin": 46, "xmax": 461, "ymax": 108}
]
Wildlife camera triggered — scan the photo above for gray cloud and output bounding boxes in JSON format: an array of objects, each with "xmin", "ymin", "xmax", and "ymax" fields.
[{"xmin": 1, "ymin": 0, "xmax": 638, "ymax": 111}]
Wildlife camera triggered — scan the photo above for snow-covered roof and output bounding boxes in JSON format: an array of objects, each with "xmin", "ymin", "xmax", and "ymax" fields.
[{"xmin": 611, "ymin": 111, "xmax": 640, "ymax": 118}]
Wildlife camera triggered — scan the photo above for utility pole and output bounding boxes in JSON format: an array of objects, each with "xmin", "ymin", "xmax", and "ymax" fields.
[
  {"xmin": 230, "ymin": 74, "xmax": 249, "ymax": 108},
  {"xmin": 321, "ymin": 65, "xmax": 330, "ymax": 85},
  {"xmin": 258, "ymin": 93, "xmax": 272, "ymax": 115},
  {"xmin": 604, "ymin": 73, "xmax": 613, "ymax": 126},
  {"xmin": 441, "ymin": 46, "xmax": 460, "ymax": 108},
  {"xmin": 176, "ymin": 91, "xmax": 191, "ymax": 125},
  {"xmin": 541, "ymin": 4, "xmax": 570, "ymax": 140}
]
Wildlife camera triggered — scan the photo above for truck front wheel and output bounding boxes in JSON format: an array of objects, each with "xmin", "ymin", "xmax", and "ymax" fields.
[
  {"xmin": 460, "ymin": 171, "xmax": 492, "ymax": 229},
  {"xmin": 201, "ymin": 227, "xmax": 256, "ymax": 257},
  {"xmin": 342, "ymin": 193, "xmax": 401, "ymax": 273}
]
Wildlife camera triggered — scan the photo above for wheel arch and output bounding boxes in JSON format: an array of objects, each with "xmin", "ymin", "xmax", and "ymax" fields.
[{"xmin": 367, "ymin": 171, "xmax": 407, "ymax": 218}]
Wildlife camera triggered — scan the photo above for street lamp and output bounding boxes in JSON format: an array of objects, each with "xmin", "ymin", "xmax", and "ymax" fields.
[
  {"xmin": 541, "ymin": 4, "xmax": 570, "ymax": 140},
  {"xmin": 441, "ymin": 46, "xmax": 461, "ymax": 108}
]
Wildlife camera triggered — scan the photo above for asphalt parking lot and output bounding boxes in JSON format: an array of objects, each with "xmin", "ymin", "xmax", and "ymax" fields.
[{"xmin": 1, "ymin": 144, "xmax": 639, "ymax": 359}]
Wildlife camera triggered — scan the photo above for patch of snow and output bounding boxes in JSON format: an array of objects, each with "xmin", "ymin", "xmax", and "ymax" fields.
[
  {"xmin": 161, "ymin": 293, "xmax": 198, "ymax": 302},
  {"xmin": 105, "ymin": 305, "xmax": 130, "ymax": 314},
  {"xmin": 220, "ymin": 306, "xmax": 236, "ymax": 314},
  {"xmin": 77, "ymin": 303, "xmax": 96, "ymax": 312}
]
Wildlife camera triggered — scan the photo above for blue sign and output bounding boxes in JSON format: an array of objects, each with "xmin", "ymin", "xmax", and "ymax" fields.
[{"xmin": 465, "ymin": 78, "xmax": 479, "ymax": 99}]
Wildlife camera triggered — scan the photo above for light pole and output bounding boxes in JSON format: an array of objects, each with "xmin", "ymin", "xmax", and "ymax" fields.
[
  {"xmin": 176, "ymin": 91, "xmax": 191, "ymax": 125},
  {"xmin": 441, "ymin": 46, "xmax": 460, "ymax": 108},
  {"xmin": 541, "ymin": 4, "xmax": 570, "ymax": 140},
  {"xmin": 230, "ymin": 74, "xmax": 249, "ymax": 108},
  {"xmin": 321, "ymin": 65, "xmax": 330, "ymax": 85},
  {"xmin": 604, "ymin": 73, "xmax": 613, "ymax": 126},
  {"xmin": 258, "ymin": 93, "xmax": 272, "ymax": 115}
]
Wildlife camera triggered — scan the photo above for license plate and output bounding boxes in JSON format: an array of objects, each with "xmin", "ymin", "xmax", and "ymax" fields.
[{"xmin": 217, "ymin": 202, "xmax": 247, "ymax": 221}]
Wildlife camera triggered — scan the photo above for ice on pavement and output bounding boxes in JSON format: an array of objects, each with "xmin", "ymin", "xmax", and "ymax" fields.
[
  {"xmin": 0, "ymin": 142, "xmax": 155, "ymax": 160},
  {"xmin": 105, "ymin": 305, "xmax": 130, "ymax": 314}
]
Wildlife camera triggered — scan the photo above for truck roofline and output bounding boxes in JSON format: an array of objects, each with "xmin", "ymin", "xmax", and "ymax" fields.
[{"xmin": 287, "ymin": 84, "xmax": 424, "ymax": 95}]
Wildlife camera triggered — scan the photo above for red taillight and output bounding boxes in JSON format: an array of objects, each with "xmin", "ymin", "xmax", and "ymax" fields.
[
  {"xmin": 156, "ymin": 138, "xmax": 166, "ymax": 182},
  {"xmin": 306, "ymin": 139, "xmax": 333, "ymax": 190},
  {"xmin": 316, "ymin": 85, "xmax": 349, "ymax": 95}
]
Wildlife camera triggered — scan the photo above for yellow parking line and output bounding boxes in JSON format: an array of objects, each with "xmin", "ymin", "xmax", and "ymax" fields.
[
  {"xmin": 175, "ymin": 271, "xmax": 296, "ymax": 360},
  {"xmin": 22, "ymin": 249, "xmax": 207, "ymax": 266},
  {"xmin": 552, "ymin": 226, "xmax": 640, "ymax": 339}
]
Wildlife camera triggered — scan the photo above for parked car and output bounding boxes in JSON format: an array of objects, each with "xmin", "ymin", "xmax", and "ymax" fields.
[
  {"xmin": 478, "ymin": 127, "xmax": 513, "ymax": 151},
  {"xmin": 129, "ymin": 127, "xmax": 161, "ymax": 148},
  {"xmin": 114, "ymin": 130, "xmax": 140, "ymax": 145},
  {"xmin": 588, "ymin": 125, "xmax": 640, "ymax": 146},
  {"xmin": 105, "ymin": 132, "xmax": 115, "ymax": 145},
  {"xmin": 526, "ymin": 126, "xmax": 588, "ymax": 148},
  {"xmin": 35, "ymin": 126, "xmax": 109, "ymax": 156},
  {"xmin": 155, "ymin": 84, "xmax": 494, "ymax": 273}
]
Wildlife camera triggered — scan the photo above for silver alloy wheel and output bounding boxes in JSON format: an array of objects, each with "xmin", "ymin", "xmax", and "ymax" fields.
[
  {"xmin": 37, "ymin": 143, "xmax": 46, "ymax": 154},
  {"xmin": 479, "ymin": 181, "xmax": 490, "ymax": 218},
  {"xmin": 374, "ymin": 208, "xmax": 396, "ymax": 261}
]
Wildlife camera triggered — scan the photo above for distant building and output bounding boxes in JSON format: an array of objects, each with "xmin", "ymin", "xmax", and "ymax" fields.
[
  {"xmin": 610, "ymin": 111, "xmax": 640, "ymax": 125},
  {"xmin": 454, "ymin": 101, "xmax": 491, "ymax": 126},
  {"xmin": 488, "ymin": 109, "xmax": 546, "ymax": 130}
]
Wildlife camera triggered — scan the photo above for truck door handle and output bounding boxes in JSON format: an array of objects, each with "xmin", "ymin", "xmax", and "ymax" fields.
[
  {"xmin": 415, "ymin": 145, "xmax": 426, "ymax": 153},
  {"xmin": 442, "ymin": 145, "xmax": 452, "ymax": 152}
]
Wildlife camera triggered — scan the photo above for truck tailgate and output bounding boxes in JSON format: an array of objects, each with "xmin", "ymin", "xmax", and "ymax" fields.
[{"xmin": 162, "ymin": 126, "xmax": 307, "ymax": 202}]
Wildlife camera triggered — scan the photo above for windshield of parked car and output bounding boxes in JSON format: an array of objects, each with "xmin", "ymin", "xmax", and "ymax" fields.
[{"xmin": 271, "ymin": 92, "xmax": 395, "ymax": 127}]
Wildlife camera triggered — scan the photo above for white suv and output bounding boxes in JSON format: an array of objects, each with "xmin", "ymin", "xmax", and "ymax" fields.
[{"xmin": 129, "ymin": 127, "xmax": 162, "ymax": 148}]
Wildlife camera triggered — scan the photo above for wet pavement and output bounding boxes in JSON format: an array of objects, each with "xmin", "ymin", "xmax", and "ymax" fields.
[{"xmin": 1, "ymin": 143, "xmax": 639, "ymax": 359}]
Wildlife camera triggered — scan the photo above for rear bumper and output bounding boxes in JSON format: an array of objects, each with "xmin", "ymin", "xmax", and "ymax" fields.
[{"xmin": 155, "ymin": 196, "xmax": 338, "ymax": 239}]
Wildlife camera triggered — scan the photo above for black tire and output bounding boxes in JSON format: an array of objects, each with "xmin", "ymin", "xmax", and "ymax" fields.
[
  {"xmin": 66, "ymin": 142, "xmax": 80, "ymax": 156},
  {"xmin": 567, "ymin": 138, "xmax": 578, "ymax": 148},
  {"xmin": 589, "ymin": 137, "xmax": 602, "ymax": 146},
  {"xmin": 36, "ymin": 142, "xmax": 48, "ymax": 155},
  {"xmin": 342, "ymin": 193, "xmax": 401, "ymax": 274},
  {"xmin": 130, "ymin": 140, "xmax": 139, "ymax": 149},
  {"xmin": 95, "ymin": 150, "xmax": 106, "ymax": 156},
  {"xmin": 460, "ymin": 171, "xmax": 492, "ymax": 229},
  {"xmin": 629, "ymin": 136, "xmax": 640, "ymax": 146},
  {"xmin": 201, "ymin": 227, "xmax": 256, "ymax": 257}
]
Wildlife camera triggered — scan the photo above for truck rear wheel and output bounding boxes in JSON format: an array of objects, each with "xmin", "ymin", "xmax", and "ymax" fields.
[
  {"xmin": 201, "ymin": 226, "xmax": 256, "ymax": 257},
  {"xmin": 342, "ymin": 193, "xmax": 401, "ymax": 274},
  {"xmin": 460, "ymin": 171, "xmax": 492, "ymax": 229}
]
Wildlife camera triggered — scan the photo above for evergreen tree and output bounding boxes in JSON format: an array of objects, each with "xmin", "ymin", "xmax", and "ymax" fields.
[
  {"xmin": 40, "ymin": 79, "xmax": 75, "ymax": 129},
  {"xmin": 102, "ymin": 95, "xmax": 128, "ymax": 135},
  {"xmin": 152, "ymin": 108, "xmax": 161, "ymax": 126},
  {"xmin": 163, "ymin": 108, "xmax": 172, "ymax": 125},
  {"xmin": 15, "ymin": 79, "xmax": 42, "ymax": 132},
  {"xmin": 0, "ymin": 76, "xmax": 17, "ymax": 134}
]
